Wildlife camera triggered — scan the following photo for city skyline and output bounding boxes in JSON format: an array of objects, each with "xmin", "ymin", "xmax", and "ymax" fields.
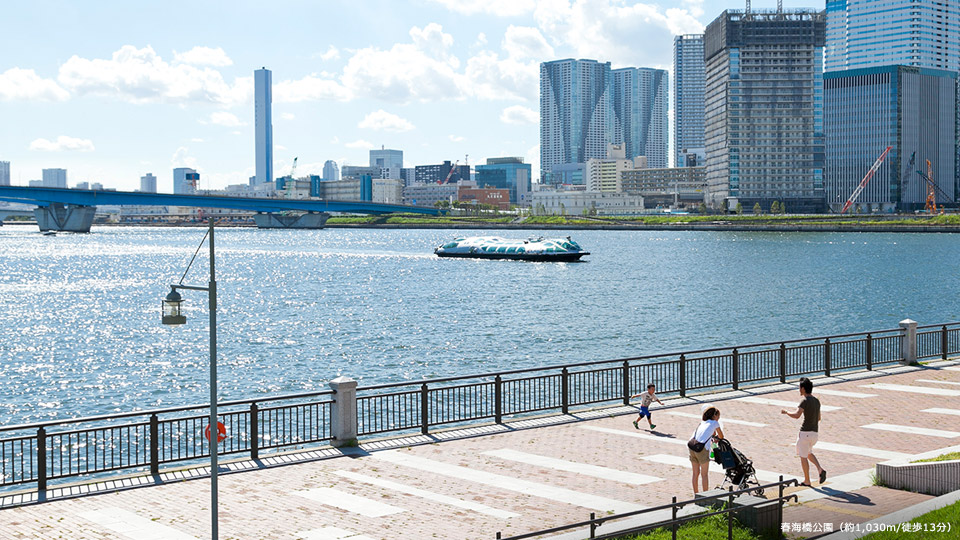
[{"xmin": 0, "ymin": 0, "xmax": 821, "ymax": 192}]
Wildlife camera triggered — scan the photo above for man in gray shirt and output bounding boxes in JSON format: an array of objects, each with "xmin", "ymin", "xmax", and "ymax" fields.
[{"xmin": 781, "ymin": 377, "xmax": 826, "ymax": 487}]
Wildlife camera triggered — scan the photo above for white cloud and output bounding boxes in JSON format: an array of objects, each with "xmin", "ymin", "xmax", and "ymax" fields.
[
  {"xmin": 57, "ymin": 45, "xmax": 251, "ymax": 105},
  {"xmin": 358, "ymin": 109, "xmax": 415, "ymax": 132},
  {"xmin": 449, "ymin": 134, "xmax": 464, "ymax": 142},
  {"xmin": 464, "ymin": 51, "xmax": 538, "ymax": 101},
  {"xmin": 171, "ymin": 146, "xmax": 198, "ymax": 169},
  {"xmin": 345, "ymin": 139, "xmax": 375, "ymax": 149},
  {"xmin": 280, "ymin": 112, "xmax": 295, "ymax": 120},
  {"xmin": 318, "ymin": 46, "xmax": 341, "ymax": 61},
  {"xmin": 500, "ymin": 105, "xmax": 538, "ymax": 125},
  {"xmin": 330, "ymin": 136, "xmax": 340, "ymax": 144},
  {"xmin": 174, "ymin": 46, "xmax": 233, "ymax": 67},
  {"xmin": 0, "ymin": 68, "xmax": 70, "ymax": 101},
  {"xmin": 428, "ymin": 0, "xmax": 537, "ymax": 16},
  {"xmin": 274, "ymin": 75, "xmax": 352, "ymax": 102},
  {"xmin": 475, "ymin": 33, "xmax": 488, "ymax": 47},
  {"xmin": 191, "ymin": 138, "xmax": 205, "ymax": 142},
  {"xmin": 533, "ymin": 0, "xmax": 703, "ymax": 67},
  {"xmin": 502, "ymin": 26, "xmax": 554, "ymax": 60},
  {"xmin": 203, "ymin": 111, "xmax": 246, "ymax": 127},
  {"xmin": 29, "ymin": 135, "xmax": 95, "ymax": 152},
  {"xmin": 341, "ymin": 23, "xmax": 466, "ymax": 104}
]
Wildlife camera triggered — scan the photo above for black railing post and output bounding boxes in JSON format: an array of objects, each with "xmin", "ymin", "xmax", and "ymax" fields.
[
  {"xmin": 779, "ymin": 343, "xmax": 787, "ymax": 383},
  {"xmin": 494, "ymin": 375, "xmax": 503, "ymax": 424},
  {"xmin": 589, "ymin": 512, "xmax": 596, "ymax": 539},
  {"xmin": 824, "ymin": 338, "xmax": 831, "ymax": 377},
  {"xmin": 420, "ymin": 383, "xmax": 429, "ymax": 435},
  {"xmin": 250, "ymin": 402, "xmax": 259, "ymax": 460},
  {"xmin": 943, "ymin": 325, "xmax": 949, "ymax": 360},
  {"xmin": 622, "ymin": 360, "xmax": 630, "ymax": 405},
  {"xmin": 561, "ymin": 368, "xmax": 569, "ymax": 415},
  {"xmin": 149, "ymin": 414, "xmax": 159, "ymax": 476},
  {"xmin": 679, "ymin": 355, "xmax": 686, "ymax": 397},
  {"xmin": 728, "ymin": 491, "xmax": 734, "ymax": 540},
  {"xmin": 778, "ymin": 475, "xmax": 784, "ymax": 531},
  {"xmin": 732, "ymin": 349, "xmax": 739, "ymax": 391},
  {"xmin": 671, "ymin": 496, "xmax": 678, "ymax": 540},
  {"xmin": 37, "ymin": 427, "xmax": 47, "ymax": 493},
  {"xmin": 866, "ymin": 334, "xmax": 873, "ymax": 371}
]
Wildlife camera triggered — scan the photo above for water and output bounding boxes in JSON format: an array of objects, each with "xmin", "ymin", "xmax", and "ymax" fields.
[{"xmin": 1, "ymin": 225, "xmax": 957, "ymax": 426}]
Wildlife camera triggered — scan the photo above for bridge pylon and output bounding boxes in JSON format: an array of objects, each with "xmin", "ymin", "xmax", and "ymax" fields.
[{"xmin": 35, "ymin": 203, "xmax": 96, "ymax": 233}]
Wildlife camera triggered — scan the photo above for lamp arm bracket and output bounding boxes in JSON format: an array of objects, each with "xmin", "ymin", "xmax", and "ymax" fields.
[{"xmin": 171, "ymin": 284, "xmax": 210, "ymax": 292}]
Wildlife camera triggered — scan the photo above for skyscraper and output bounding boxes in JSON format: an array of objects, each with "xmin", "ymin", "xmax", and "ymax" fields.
[
  {"xmin": 825, "ymin": 0, "xmax": 960, "ymax": 72},
  {"xmin": 255, "ymin": 67, "xmax": 273, "ymax": 184},
  {"xmin": 173, "ymin": 167, "xmax": 199, "ymax": 194},
  {"xmin": 140, "ymin": 173, "xmax": 157, "ymax": 193},
  {"xmin": 540, "ymin": 59, "xmax": 613, "ymax": 183},
  {"xmin": 42, "ymin": 168, "xmax": 67, "ymax": 188},
  {"xmin": 323, "ymin": 160, "xmax": 340, "ymax": 182},
  {"xmin": 370, "ymin": 148, "xmax": 403, "ymax": 179},
  {"xmin": 674, "ymin": 35, "xmax": 706, "ymax": 167},
  {"xmin": 0, "ymin": 161, "xmax": 9, "ymax": 186},
  {"xmin": 704, "ymin": 9, "xmax": 827, "ymax": 212},
  {"xmin": 611, "ymin": 67, "xmax": 668, "ymax": 169}
]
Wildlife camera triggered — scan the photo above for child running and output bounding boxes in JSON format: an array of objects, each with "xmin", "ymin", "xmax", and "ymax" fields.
[{"xmin": 631, "ymin": 383, "xmax": 663, "ymax": 430}]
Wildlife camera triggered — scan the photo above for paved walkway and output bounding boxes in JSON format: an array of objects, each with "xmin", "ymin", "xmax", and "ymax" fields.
[{"xmin": 2, "ymin": 360, "xmax": 959, "ymax": 540}]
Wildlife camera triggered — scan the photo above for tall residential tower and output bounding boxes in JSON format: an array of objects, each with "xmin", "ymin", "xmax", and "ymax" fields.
[
  {"xmin": 704, "ymin": 9, "xmax": 827, "ymax": 212},
  {"xmin": 612, "ymin": 68, "xmax": 669, "ymax": 169},
  {"xmin": 674, "ymin": 35, "xmax": 706, "ymax": 167},
  {"xmin": 0, "ymin": 161, "xmax": 9, "ymax": 186},
  {"xmin": 255, "ymin": 67, "xmax": 273, "ymax": 185}
]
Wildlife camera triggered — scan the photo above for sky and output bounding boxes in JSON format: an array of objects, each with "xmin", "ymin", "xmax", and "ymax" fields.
[{"xmin": 0, "ymin": 0, "xmax": 821, "ymax": 192}]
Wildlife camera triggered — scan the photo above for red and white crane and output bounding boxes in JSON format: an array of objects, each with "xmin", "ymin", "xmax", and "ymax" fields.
[
  {"xmin": 440, "ymin": 160, "xmax": 460, "ymax": 184},
  {"xmin": 840, "ymin": 146, "xmax": 892, "ymax": 214}
]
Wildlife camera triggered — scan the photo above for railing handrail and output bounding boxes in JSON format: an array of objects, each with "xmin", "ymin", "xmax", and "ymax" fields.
[
  {"xmin": 496, "ymin": 478, "xmax": 799, "ymax": 540},
  {"xmin": 1, "ymin": 323, "xmax": 934, "ymax": 433}
]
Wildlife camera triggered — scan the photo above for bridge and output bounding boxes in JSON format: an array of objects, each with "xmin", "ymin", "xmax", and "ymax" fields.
[{"xmin": 0, "ymin": 186, "xmax": 441, "ymax": 232}]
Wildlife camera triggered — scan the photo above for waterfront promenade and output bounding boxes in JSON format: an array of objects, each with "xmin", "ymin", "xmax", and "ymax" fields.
[{"xmin": 2, "ymin": 360, "xmax": 959, "ymax": 539}]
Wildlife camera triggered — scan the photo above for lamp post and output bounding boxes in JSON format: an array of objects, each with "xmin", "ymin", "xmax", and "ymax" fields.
[{"xmin": 161, "ymin": 219, "xmax": 219, "ymax": 540}]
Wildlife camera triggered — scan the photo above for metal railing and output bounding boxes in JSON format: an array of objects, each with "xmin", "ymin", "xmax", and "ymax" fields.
[
  {"xmin": 495, "ymin": 478, "xmax": 800, "ymax": 540},
  {"xmin": 3, "ymin": 321, "xmax": 958, "ymax": 492}
]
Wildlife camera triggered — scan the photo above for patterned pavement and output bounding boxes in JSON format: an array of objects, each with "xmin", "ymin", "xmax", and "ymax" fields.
[{"xmin": 1, "ymin": 360, "xmax": 958, "ymax": 540}]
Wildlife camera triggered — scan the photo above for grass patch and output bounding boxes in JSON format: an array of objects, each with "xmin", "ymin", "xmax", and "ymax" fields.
[
  {"xmin": 912, "ymin": 452, "xmax": 960, "ymax": 463},
  {"xmin": 611, "ymin": 511, "xmax": 779, "ymax": 540},
  {"xmin": 856, "ymin": 499, "xmax": 960, "ymax": 539}
]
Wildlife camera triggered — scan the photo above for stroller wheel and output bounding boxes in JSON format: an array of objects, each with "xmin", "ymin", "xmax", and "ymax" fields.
[{"xmin": 755, "ymin": 488, "xmax": 764, "ymax": 497}]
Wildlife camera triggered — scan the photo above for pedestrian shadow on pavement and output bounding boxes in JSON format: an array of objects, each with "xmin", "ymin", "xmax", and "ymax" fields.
[{"xmin": 815, "ymin": 486, "xmax": 875, "ymax": 506}]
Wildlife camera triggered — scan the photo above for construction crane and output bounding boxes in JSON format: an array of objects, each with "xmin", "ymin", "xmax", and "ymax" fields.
[
  {"xmin": 840, "ymin": 146, "xmax": 892, "ymax": 214},
  {"xmin": 440, "ymin": 160, "xmax": 460, "ymax": 184},
  {"xmin": 290, "ymin": 156, "xmax": 298, "ymax": 178},
  {"xmin": 915, "ymin": 160, "xmax": 951, "ymax": 213}
]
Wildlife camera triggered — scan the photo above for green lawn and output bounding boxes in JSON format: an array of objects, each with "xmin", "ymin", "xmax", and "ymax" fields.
[
  {"xmin": 612, "ymin": 512, "xmax": 779, "ymax": 540},
  {"xmin": 856, "ymin": 499, "xmax": 959, "ymax": 540},
  {"xmin": 912, "ymin": 451, "xmax": 960, "ymax": 463}
]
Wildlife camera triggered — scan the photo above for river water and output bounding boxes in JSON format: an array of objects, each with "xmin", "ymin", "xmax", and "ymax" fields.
[{"xmin": 1, "ymin": 225, "xmax": 957, "ymax": 425}]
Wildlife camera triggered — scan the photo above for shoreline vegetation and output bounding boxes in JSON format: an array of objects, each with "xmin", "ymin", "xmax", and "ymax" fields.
[{"xmin": 5, "ymin": 213, "xmax": 960, "ymax": 232}]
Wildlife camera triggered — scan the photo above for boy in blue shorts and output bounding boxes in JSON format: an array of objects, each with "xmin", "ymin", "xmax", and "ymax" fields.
[{"xmin": 631, "ymin": 383, "xmax": 663, "ymax": 430}]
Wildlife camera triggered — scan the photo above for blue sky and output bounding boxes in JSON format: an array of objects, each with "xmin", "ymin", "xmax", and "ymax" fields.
[{"xmin": 0, "ymin": 0, "xmax": 820, "ymax": 192}]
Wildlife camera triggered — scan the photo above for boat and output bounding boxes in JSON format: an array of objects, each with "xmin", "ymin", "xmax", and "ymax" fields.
[{"xmin": 434, "ymin": 236, "xmax": 590, "ymax": 262}]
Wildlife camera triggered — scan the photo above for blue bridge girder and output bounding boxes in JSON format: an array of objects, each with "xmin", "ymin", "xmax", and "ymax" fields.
[{"xmin": 0, "ymin": 186, "xmax": 442, "ymax": 215}]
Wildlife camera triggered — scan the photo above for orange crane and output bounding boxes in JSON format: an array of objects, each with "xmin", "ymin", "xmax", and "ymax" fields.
[
  {"xmin": 841, "ymin": 146, "xmax": 892, "ymax": 213},
  {"xmin": 440, "ymin": 160, "xmax": 460, "ymax": 184},
  {"xmin": 923, "ymin": 160, "xmax": 936, "ymax": 213}
]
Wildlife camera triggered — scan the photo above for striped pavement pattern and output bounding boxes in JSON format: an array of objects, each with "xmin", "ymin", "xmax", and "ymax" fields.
[
  {"xmin": 860, "ymin": 383, "xmax": 960, "ymax": 396},
  {"xmin": 921, "ymin": 408, "xmax": 960, "ymax": 417},
  {"xmin": 78, "ymin": 508, "xmax": 198, "ymax": 540},
  {"xmin": 814, "ymin": 389, "xmax": 876, "ymax": 399},
  {"xmin": 665, "ymin": 411, "xmax": 767, "ymax": 427},
  {"xmin": 737, "ymin": 396, "xmax": 843, "ymax": 411},
  {"xmin": 638, "ymin": 454, "xmax": 800, "ymax": 483},
  {"xmin": 861, "ymin": 423, "xmax": 960, "ymax": 439},
  {"xmin": 295, "ymin": 488, "xmax": 406, "ymax": 517},
  {"xmin": 481, "ymin": 448, "xmax": 662, "ymax": 485}
]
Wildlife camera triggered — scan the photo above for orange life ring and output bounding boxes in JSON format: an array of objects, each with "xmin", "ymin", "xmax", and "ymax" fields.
[{"xmin": 205, "ymin": 421, "xmax": 227, "ymax": 443}]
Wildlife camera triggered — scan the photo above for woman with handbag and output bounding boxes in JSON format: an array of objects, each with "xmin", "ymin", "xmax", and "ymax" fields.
[{"xmin": 687, "ymin": 406, "xmax": 724, "ymax": 494}]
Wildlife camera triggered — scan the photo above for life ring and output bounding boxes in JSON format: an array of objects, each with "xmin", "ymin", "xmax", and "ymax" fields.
[{"xmin": 205, "ymin": 422, "xmax": 227, "ymax": 443}]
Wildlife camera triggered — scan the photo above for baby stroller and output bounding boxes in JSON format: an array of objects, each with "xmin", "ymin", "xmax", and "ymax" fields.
[{"xmin": 712, "ymin": 438, "xmax": 764, "ymax": 496}]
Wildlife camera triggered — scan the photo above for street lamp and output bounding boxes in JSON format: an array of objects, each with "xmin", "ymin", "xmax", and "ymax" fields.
[{"xmin": 161, "ymin": 219, "xmax": 220, "ymax": 540}]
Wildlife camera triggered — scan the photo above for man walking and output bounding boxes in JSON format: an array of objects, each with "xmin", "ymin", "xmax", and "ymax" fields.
[{"xmin": 781, "ymin": 377, "xmax": 826, "ymax": 487}]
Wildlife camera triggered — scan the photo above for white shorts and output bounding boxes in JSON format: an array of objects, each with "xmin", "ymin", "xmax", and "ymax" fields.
[{"xmin": 797, "ymin": 431, "xmax": 818, "ymax": 457}]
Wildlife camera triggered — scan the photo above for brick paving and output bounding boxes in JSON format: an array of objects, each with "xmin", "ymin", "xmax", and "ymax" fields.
[{"xmin": 1, "ymin": 360, "xmax": 958, "ymax": 539}]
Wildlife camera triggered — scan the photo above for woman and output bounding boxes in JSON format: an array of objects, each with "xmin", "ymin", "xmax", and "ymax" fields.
[{"xmin": 688, "ymin": 406, "xmax": 724, "ymax": 494}]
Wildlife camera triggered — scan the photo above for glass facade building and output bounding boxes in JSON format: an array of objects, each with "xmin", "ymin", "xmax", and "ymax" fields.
[
  {"xmin": 674, "ymin": 35, "xmax": 706, "ymax": 168},
  {"xmin": 825, "ymin": 0, "xmax": 960, "ymax": 72},
  {"xmin": 0, "ymin": 161, "xmax": 9, "ymax": 186},
  {"xmin": 322, "ymin": 160, "xmax": 340, "ymax": 182},
  {"xmin": 704, "ymin": 9, "xmax": 827, "ymax": 212},
  {"xmin": 612, "ymin": 68, "xmax": 668, "ymax": 169},
  {"xmin": 254, "ymin": 68, "xmax": 273, "ymax": 185},
  {"xmin": 825, "ymin": 66, "xmax": 957, "ymax": 212},
  {"xmin": 540, "ymin": 59, "xmax": 613, "ymax": 184},
  {"xmin": 475, "ymin": 157, "xmax": 531, "ymax": 204}
]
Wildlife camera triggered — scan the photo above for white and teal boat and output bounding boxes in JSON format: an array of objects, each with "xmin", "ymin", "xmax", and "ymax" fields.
[{"xmin": 434, "ymin": 236, "xmax": 589, "ymax": 262}]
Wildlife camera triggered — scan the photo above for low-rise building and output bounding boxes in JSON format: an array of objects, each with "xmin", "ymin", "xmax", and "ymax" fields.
[
  {"xmin": 621, "ymin": 166, "xmax": 706, "ymax": 208},
  {"xmin": 458, "ymin": 187, "xmax": 510, "ymax": 210},
  {"xmin": 530, "ymin": 189, "xmax": 644, "ymax": 216}
]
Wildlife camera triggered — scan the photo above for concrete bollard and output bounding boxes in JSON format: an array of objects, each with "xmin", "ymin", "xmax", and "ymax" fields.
[
  {"xmin": 329, "ymin": 376, "xmax": 358, "ymax": 447},
  {"xmin": 899, "ymin": 319, "xmax": 917, "ymax": 365}
]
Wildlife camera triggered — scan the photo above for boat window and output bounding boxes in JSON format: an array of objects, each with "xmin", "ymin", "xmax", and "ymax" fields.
[
  {"xmin": 442, "ymin": 242, "xmax": 459, "ymax": 249},
  {"xmin": 517, "ymin": 247, "xmax": 525, "ymax": 253}
]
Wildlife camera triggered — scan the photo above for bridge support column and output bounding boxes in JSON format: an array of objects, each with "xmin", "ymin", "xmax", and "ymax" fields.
[
  {"xmin": 253, "ymin": 212, "xmax": 330, "ymax": 229},
  {"xmin": 34, "ymin": 203, "xmax": 96, "ymax": 233}
]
